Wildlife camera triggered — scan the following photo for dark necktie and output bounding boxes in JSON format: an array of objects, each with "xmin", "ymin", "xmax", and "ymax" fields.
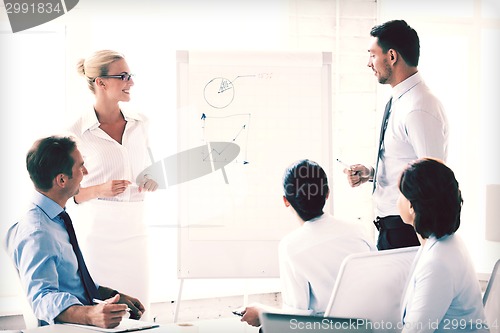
[
  {"xmin": 59, "ymin": 210, "xmax": 99, "ymax": 304},
  {"xmin": 373, "ymin": 98, "xmax": 392, "ymax": 192}
]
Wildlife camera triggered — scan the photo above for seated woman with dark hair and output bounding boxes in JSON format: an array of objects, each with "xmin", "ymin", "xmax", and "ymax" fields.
[{"xmin": 398, "ymin": 158, "xmax": 488, "ymax": 332}]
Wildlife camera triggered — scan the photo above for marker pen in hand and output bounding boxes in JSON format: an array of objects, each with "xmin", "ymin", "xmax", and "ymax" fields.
[
  {"xmin": 336, "ymin": 158, "xmax": 350, "ymax": 169},
  {"xmin": 92, "ymin": 298, "xmax": 131, "ymax": 312},
  {"xmin": 232, "ymin": 310, "xmax": 244, "ymax": 317},
  {"xmin": 336, "ymin": 158, "xmax": 360, "ymax": 176}
]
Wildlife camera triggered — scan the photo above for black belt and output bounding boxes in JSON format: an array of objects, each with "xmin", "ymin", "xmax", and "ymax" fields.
[{"xmin": 373, "ymin": 215, "xmax": 405, "ymax": 231}]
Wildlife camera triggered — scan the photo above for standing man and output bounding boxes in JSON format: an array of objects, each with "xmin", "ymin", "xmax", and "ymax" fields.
[
  {"xmin": 5, "ymin": 136, "xmax": 145, "ymax": 327},
  {"xmin": 345, "ymin": 20, "xmax": 449, "ymax": 250}
]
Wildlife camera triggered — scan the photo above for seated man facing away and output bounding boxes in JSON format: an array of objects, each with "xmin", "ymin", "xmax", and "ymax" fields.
[
  {"xmin": 5, "ymin": 136, "xmax": 145, "ymax": 328},
  {"xmin": 241, "ymin": 159, "xmax": 376, "ymax": 328}
]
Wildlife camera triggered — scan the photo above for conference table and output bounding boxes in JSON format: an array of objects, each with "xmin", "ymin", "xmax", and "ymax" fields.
[{"xmin": 21, "ymin": 317, "xmax": 259, "ymax": 333}]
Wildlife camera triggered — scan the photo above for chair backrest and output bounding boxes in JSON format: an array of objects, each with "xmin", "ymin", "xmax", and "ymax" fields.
[
  {"xmin": 260, "ymin": 312, "xmax": 373, "ymax": 333},
  {"xmin": 4, "ymin": 224, "xmax": 40, "ymax": 329},
  {"xmin": 483, "ymin": 259, "xmax": 500, "ymax": 333},
  {"xmin": 324, "ymin": 246, "xmax": 419, "ymax": 333},
  {"xmin": 17, "ymin": 280, "xmax": 40, "ymax": 329}
]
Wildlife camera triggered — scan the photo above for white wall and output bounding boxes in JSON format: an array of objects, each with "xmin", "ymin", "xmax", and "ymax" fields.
[
  {"xmin": 0, "ymin": 22, "xmax": 67, "ymax": 315},
  {"xmin": 379, "ymin": 0, "xmax": 500, "ymax": 275},
  {"xmin": 1, "ymin": 0, "xmax": 499, "ymax": 316}
]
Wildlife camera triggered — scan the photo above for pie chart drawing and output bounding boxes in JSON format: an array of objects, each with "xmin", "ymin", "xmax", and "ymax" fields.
[{"xmin": 204, "ymin": 77, "xmax": 235, "ymax": 109}]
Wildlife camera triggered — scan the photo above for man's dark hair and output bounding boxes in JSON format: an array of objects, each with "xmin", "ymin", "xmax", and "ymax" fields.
[
  {"xmin": 283, "ymin": 159, "xmax": 329, "ymax": 221},
  {"xmin": 26, "ymin": 136, "xmax": 77, "ymax": 191},
  {"xmin": 370, "ymin": 19, "xmax": 420, "ymax": 67}
]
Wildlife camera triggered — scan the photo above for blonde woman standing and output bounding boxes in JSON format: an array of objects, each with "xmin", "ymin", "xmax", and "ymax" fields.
[{"xmin": 68, "ymin": 50, "xmax": 158, "ymax": 319}]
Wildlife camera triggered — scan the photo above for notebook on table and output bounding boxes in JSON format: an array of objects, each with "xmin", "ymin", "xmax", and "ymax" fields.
[
  {"xmin": 260, "ymin": 312, "xmax": 373, "ymax": 333},
  {"xmin": 63, "ymin": 318, "xmax": 159, "ymax": 332}
]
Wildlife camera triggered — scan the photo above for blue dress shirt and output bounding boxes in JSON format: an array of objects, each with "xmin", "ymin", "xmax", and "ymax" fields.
[{"xmin": 5, "ymin": 191, "xmax": 98, "ymax": 324}]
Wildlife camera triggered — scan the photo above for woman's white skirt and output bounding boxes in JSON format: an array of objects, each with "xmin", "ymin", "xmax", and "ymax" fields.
[{"xmin": 72, "ymin": 200, "xmax": 151, "ymax": 318}]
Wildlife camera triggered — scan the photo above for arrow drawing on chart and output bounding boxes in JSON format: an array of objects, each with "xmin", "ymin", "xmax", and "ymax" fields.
[{"xmin": 201, "ymin": 113, "xmax": 250, "ymax": 165}]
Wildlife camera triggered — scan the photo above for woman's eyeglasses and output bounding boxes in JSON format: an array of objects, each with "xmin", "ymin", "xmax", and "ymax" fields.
[{"xmin": 93, "ymin": 73, "xmax": 134, "ymax": 82}]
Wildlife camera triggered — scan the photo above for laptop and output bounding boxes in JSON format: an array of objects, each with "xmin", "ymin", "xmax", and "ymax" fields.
[{"xmin": 260, "ymin": 312, "xmax": 373, "ymax": 333}]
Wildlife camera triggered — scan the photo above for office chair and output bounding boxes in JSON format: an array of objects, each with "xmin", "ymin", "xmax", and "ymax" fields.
[
  {"xmin": 18, "ymin": 287, "xmax": 39, "ymax": 329},
  {"xmin": 4, "ymin": 227, "xmax": 40, "ymax": 329},
  {"xmin": 260, "ymin": 312, "xmax": 373, "ymax": 333},
  {"xmin": 324, "ymin": 246, "xmax": 419, "ymax": 333},
  {"xmin": 483, "ymin": 259, "xmax": 500, "ymax": 333},
  {"xmin": 7, "ymin": 262, "xmax": 40, "ymax": 329}
]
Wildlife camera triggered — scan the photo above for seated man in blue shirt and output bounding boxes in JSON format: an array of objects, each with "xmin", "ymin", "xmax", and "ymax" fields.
[{"xmin": 5, "ymin": 136, "xmax": 145, "ymax": 328}]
